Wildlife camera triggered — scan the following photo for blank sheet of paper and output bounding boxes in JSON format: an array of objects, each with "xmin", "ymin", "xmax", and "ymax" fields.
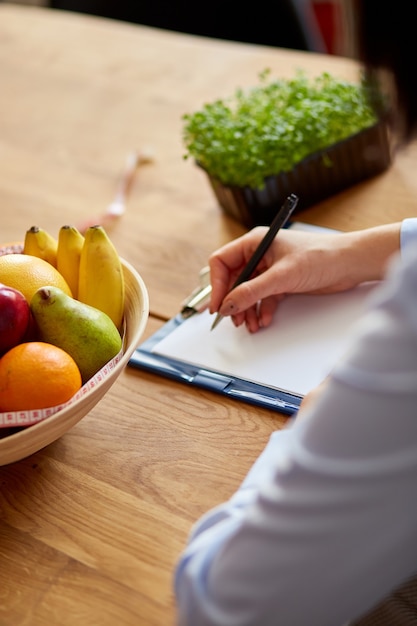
[{"xmin": 152, "ymin": 283, "xmax": 378, "ymax": 397}]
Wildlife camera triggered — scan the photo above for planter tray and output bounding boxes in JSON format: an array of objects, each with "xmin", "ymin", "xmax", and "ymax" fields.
[{"xmin": 204, "ymin": 120, "xmax": 393, "ymax": 228}]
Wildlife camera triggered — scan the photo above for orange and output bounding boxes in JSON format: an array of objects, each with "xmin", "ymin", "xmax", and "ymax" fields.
[
  {"xmin": 0, "ymin": 253, "xmax": 72, "ymax": 303},
  {"xmin": 0, "ymin": 341, "xmax": 82, "ymax": 412}
]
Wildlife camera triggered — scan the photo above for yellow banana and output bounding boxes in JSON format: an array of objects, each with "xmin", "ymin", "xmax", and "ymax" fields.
[
  {"xmin": 57, "ymin": 225, "xmax": 85, "ymax": 299},
  {"xmin": 78, "ymin": 225, "xmax": 125, "ymax": 331},
  {"xmin": 23, "ymin": 225, "xmax": 58, "ymax": 267}
]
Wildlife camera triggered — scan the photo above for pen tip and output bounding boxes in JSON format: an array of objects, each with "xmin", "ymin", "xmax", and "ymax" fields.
[{"xmin": 210, "ymin": 313, "xmax": 223, "ymax": 331}]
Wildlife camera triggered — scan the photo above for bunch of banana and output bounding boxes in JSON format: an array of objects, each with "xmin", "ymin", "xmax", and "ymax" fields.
[
  {"xmin": 22, "ymin": 223, "xmax": 125, "ymax": 331},
  {"xmin": 24, "ymin": 226, "xmax": 58, "ymax": 267},
  {"xmin": 78, "ymin": 225, "xmax": 125, "ymax": 331}
]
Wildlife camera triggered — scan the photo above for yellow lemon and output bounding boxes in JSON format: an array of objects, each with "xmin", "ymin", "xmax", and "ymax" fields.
[{"xmin": 0, "ymin": 254, "xmax": 73, "ymax": 303}]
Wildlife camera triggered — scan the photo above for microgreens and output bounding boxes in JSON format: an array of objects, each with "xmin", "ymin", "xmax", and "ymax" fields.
[{"xmin": 182, "ymin": 69, "xmax": 379, "ymax": 189}]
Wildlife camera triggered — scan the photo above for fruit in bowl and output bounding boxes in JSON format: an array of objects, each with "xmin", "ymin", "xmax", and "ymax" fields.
[
  {"xmin": 0, "ymin": 253, "xmax": 72, "ymax": 302},
  {"xmin": 30, "ymin": 285, "xmax": 123, "ymax": 384},
  {"xmin": 0, "ymin": 283, "xmax": 31, "ymax": 354},
  {"xmin": 0, "ymin": 341, "xmax": 82, "ymax": 412},
  {"xmin": 0, "ymin": 224, "xmax": 149, "ymax": 464}
]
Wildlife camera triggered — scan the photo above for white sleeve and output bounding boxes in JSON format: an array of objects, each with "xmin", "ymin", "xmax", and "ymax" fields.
[
  {"xmin": 174, "ymin": 247, "xmax": 417, "ymax": 626},
  {"xmin": 400, "ymin": 217, "xmax": 417, "ymax": 259}
]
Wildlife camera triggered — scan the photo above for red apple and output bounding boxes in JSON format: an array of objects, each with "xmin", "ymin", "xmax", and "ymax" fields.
[{"xmin": 0, "ymin": 283, "xmax": 31, "ymax": 354}]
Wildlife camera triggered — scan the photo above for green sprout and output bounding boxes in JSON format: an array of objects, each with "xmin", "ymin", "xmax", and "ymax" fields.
[{"xmin": 182, "ymin": 70, "xmax": 379, "ymax": 189}]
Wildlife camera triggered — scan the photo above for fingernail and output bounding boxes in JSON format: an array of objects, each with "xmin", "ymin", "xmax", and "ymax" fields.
[{"xmin": 219, "ymin": 300, "xmax": 236, "ymax": 316}]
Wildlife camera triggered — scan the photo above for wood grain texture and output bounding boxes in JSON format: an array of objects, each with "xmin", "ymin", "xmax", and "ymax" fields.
[
  {"xmin": 1, "ymin": 316, "xmax": 287, "ymax": 625},
  {"xmin": 1, "ymin": 5, "xmax": 416, "ymax": 319},
  {"xmin": 0, "ymin": 5, "xmax": 416, "ymax": 624}
]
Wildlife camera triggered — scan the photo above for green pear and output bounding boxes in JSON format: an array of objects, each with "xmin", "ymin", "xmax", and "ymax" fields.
[{"xmin": 30, "ymin": 286, "xmax": 123, "ymax": 384}]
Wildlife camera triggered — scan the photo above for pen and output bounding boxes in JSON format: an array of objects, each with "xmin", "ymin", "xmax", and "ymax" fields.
[{"xmin": 211, "ymin": 193, "xmax": 299, "ymax": 331}]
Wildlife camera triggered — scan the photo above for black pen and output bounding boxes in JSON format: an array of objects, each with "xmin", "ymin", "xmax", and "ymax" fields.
[{"xmin": 211, "ymin": 193, "xmax": 299, "ymax": 331}]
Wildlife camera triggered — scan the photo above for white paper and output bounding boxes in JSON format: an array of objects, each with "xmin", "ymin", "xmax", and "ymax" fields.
[{"xmin": 152, "ymin": 283, "xmax": 378, "ymax": 397}]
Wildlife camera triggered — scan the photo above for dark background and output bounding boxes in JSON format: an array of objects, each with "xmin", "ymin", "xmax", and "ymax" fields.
[{"xmin": 48, "ymin": 0, "xmax": 324, "ymax": 51}]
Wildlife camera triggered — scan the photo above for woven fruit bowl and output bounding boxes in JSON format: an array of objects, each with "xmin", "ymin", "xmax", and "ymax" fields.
[{"xmin": 0, "ymin": 255, "xmax": 149, "ymax": 466}]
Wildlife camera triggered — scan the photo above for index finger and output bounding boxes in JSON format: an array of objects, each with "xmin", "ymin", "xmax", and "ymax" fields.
[{"xmin": 208, "ymin": 229, "xmax": 268, "ymax": 312}]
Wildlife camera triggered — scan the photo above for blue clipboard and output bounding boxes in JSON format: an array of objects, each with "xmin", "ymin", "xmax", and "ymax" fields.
[{"xmin": 128, "ymin": 313, "xmax": 301, "ymax": 415}]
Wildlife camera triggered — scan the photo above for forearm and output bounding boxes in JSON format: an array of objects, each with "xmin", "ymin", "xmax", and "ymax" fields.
[
  {"xmin": 338, "ymin": 222, "xmax": 402, "ymax": 285},
  {"xmin": 209, "ymin": 220, "xmax": 414, "ymax": 325}
]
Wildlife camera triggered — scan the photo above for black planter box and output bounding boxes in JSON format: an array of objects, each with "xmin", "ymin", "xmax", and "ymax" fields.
[{"xmin": 203, "ymin": 120, "xmax": 393, "ymax": 228}]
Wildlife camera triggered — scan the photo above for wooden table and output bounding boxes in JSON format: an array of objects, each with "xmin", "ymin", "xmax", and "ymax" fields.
[{"xmin": 0, "ymin": 5, "xmax": 416, "ymax": 625}]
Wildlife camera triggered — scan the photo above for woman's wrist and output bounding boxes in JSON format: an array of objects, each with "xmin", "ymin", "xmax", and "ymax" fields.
[{"xmin": 341, "ymin": 223, "xmax": 402, "ymax": 284}]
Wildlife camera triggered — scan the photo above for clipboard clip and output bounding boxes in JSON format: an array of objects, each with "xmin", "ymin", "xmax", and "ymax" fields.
[{"xmin": 180, "ymin": 266, "xmax": 212, "ymax": 319}]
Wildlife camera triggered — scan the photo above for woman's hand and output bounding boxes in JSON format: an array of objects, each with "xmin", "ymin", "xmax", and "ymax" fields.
[{"xmin": 209, "ymin": 223, "xmax": 401, "ymax": 333}]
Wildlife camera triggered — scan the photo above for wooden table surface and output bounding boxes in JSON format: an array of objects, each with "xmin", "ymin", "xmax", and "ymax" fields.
[{"xmin": 0, "ymin": 4, "xmax": 416, "ymax": 625}]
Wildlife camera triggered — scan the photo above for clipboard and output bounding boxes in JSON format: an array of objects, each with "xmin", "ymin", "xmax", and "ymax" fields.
[
  {"xmin": 129, "ymin": 312, "xmax": 302, "ymax": 414},
  {"xmin": 128, "ymin": 223, "xmax": 378, "ymax": 415}
]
